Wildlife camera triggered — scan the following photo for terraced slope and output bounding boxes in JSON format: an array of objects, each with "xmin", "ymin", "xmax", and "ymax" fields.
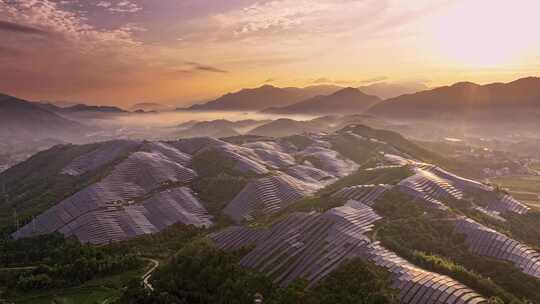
[
  {"xmin": 383, "ymin": 154, "xmax": 531, "ymax": 217},
  {"xmin": 297, "ymin": 144, "xmax": 359, "ymax": 178},
  {"xmin": 365, "ymin": 243, "xmax": 486, "ymax": 304},
  {"xmin": 397, "ymin": 168, "xmax": 461, "ymax": 210},
  {"xmin": 208, "ymin": 144, "xmax": 270, "ymax": 174},
  {"xmin": 369, "ymin": 154, "xmax": 540, "ymax": 284},
  {"xmin": 220, "ymin": 137, "xmax": 359, "ymax": 221},
  {"xmin": 12, "ymin": 142, "xmax": 208, "ymax": 244},
  {"xmin": 285, "ymin": 165, "xmax": 334, "ymax": 185},
  {"xmin": 223, "ymin": 173, "xmax": 319, "ymax": 222},
  {"xmin": 212, "ymin": 202, "xmax": 487, "ymax": 304},
  {"xmin": 419, "ymin": 164, "xmax": 492, "ymax": 193},
  {"xmin": 487, "ymin": 194, "xmax": 530, "ymax": 215},
  {"xmin": 332, "ymin": 184, "xmax": 392, "ymax": 206},
  {"xmin": 50, "ymin": 187, "xmax": 209, "ymax": 244},
  {"xmin": 455, "ymin": 217, "xmax": 540, "ymax": 279},
  {"xmin": 61, "ymin": 140, "xmax": 140, "ymax": 176},
  {"xmin": 169, "ymin": 136, "xmax": 229, "ymax": 155},
  {"xmin": 10, "ymin": 134, "xmax": 360, "ymax": 243},
  {"xmin": 6, "ymin": 125, "xmax": 540, "ymax": 302},
  {"xmin": 209, "ymin": 128, "xmax": 538, "ymax": 302}
]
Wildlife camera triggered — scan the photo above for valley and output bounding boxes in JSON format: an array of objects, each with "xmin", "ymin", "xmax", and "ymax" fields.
[
  {"xmin": 3, "ymin": 2, "xmax": 540, "ymax": 303},
  {"xmin": 2, "ymin": 123, "xmax": 540, "ymax": 303}
]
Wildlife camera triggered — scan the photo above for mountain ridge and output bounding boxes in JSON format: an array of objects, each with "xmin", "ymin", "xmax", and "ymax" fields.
[
  {"xmin": 37, "ymin": 102, "xmax": 127, "ymax": 114},
  {"xmin": 263, "ymin": 87, "xmax": 381, "ymax": 115},
  {"xmin": 181, "ymin": 84, "xmax": 343, "ymax": 111},
  {"xmin": 369, "ymin": 76, "xmax": 540, "ymax": 120},
  {"xmin": 358, "ymin": 81, "xmax": 429, "ymax": 99},
  {"xmin": 0, "ymin": 93, "xmax": 88, "ymax": 140}
]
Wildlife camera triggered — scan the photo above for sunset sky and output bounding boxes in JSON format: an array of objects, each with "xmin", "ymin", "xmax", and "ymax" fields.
[{"xmin": 1, "ymin": 0, "xmax": 539, "ymax": 106}]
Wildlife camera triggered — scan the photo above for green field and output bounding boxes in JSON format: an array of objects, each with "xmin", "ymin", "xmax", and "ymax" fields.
[
  {"xmin": 4, "ymin": 264, "xmax": 148, "ymax": 304},
  {"xmin": 490, "ymin": 175, "xmax": 540, "ymax": 211}
]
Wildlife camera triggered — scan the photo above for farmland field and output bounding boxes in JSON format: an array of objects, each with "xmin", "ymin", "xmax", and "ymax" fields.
[{"xmin": 490, "ymin": 175, "xmax": 540, "ymax": 211}]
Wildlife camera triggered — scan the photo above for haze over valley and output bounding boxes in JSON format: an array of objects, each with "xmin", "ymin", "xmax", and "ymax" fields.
[{"xmin": 2, "ymin": 1, "xmax": 540, "ymax": 303}]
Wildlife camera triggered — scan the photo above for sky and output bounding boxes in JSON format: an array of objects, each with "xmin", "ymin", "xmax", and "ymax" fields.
[{"xmin": 1, "ymin": 0, "xmax": 539, "ymax": 106}]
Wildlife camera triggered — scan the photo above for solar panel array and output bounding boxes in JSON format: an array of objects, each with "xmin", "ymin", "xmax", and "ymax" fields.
[
  {"xmin": 389, "ymin": 156, "xmax": 529, "ymax": 217},
  {"xmin": 61, "ymin": 140, "xmax": 140, "ymax": 176},
  {"xmin": 455, "ymin": 217, "xmax": 540, "ymax": 279},
  {"xmin": 366, "ymin": 243, "xmax": 486, "ymax": 304},
  {"xmin": 296, "ymin": 145, "xmax": 359, "ymax": 178},
  {"xmin": 140, "ymin": 142, "xmax": 192, "ymax": 166},
  {"xmin": 332, "ymin": 184, "xmax": 392, "ymax": 206},
  {"xmin": 285, "ymin": 165, "xmax": 334, "ymax": 186},
  {"xmin": 13, "ymin": 145, "xmax": 207, "ymax": 244},
  {"xmin": 212, "ymin": 201, "xmax": 487, "ymax": 304},
  {"xmin": 14, "ymin": 136, "xmax": 361, "ymax": 243},
  {"xmin": 242, "ymin": 143, "xmax": 296, "ymax": 169},
  {"xmin": 214, "ymin": 203, "xmax": 382, "ymax": 287},
  {"xmin": 170, "ymin": 137, "xmax": 229, "ymax": 155},
  {"xmin": 223, "ymin": 173, "xmax": 319, "ymax": 222},
  {"xmin": 213, "ymin": 144, "xmax": 270, "ymax": 174},
  {"xmin": 418, "ymin": 164, "xmax": 493, "ymax": 192},
  {"xmin": 487, "ymin": 194, "xmax": 530, "ymax": 215},
  {"xmin": 397, "ymin": 169, "xmax": 462, "ymax": 210},
  {"xmin": 210, "ymin": 137, "xmax": 361, "ymax": 221}
]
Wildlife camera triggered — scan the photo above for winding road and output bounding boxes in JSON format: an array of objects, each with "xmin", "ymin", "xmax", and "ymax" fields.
[{"xmin": 140, "ymin": 258, "xmax": 159, "ymax": 291}]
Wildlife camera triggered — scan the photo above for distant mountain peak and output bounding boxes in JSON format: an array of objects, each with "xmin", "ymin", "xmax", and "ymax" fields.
[
  {"xmin": 0, "ymin": 93, "xmax": 89, "ymax": 140},
  {"xmin": 369, "ymin": 76, "xmax": 540, "ymax": 121},
  {"xmin": 512, "ymin": 76, "xmax": 540, "ymax": 83},
  {"xmin": 450, "ymin": 81, "xmax": 480, "ymax": 88},
  {"xmin": 130, "ymin": 102, "xmax": 171, "ymax": 112},
  {"xmin": 357, "ymin": 81, "xmax": 429, "ymax": 99},
  {"xmin": 262, "ymin": 87, "xmax": 380, "ymax": 115},
  {"xmin": 183, "ymin": 84, "xmax": 342, "ymax": 111},
  {"xmin": 332, "ymin": 87, "xmax": 368, "ymax": 97}
]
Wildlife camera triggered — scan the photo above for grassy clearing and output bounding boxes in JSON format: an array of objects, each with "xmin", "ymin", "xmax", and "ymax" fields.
[
  {"xmin": 490, "ymin": 175, "xmax": 540, "ymax": 210},
  {"xmin": 6, "ymin": 266, "xmax": 146, "ymax": 304}
]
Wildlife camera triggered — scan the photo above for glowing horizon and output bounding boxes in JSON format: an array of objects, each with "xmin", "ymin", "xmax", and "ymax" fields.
[{"xmin": 1, "ymin": 0, "xmax": 539, "ymax": 107}]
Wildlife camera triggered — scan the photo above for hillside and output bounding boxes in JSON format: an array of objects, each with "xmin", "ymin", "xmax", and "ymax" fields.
[
  {"xmin": 3, "ymin": 126, "xmax": 540, "ymax": 303},
  {"xmin": 183, "ymin": 84, "xmax": 342, "ymax": 111},
  {"xmin": 61, "ymin": 104, "xmax": 126, "ymax": 113},
  {"xmin": 248, "ymin": 118, "xmax": 324, "ymax": 137},
  {"xmin": 38, "ymin": 102, "xmax": 126, "ymax": 114},
  {"xmin": 358, "ymin": 81, "xmax": 429, "ymax": 99},
  {"xmin": 178, "ymin": 119, "xmax": 269, "ymax": 138},
  {"xmin": 369, "ymin": 77, "xmax": 540, "ymax": 121},
  {"xmin": 264, "ymin": 87, "xmax": 381, "ymax": 114},
  {"xmin": 130, "ymin": 102, "xmax": 171, "ymax": 112},
  {"xmin": 0, "ymin": 93, "xmax": 88, "ymax": 140}
]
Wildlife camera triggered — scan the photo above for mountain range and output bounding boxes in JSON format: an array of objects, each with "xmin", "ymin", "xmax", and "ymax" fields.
[
  {"xmin": 3, "ymin": 76, "xmax": 540, "ymax": 144},
  {"xmin": 182, "ymin": 84, "xmax": 342, "ymax": 111},
  {"xmin": 38, "ymin": 102, "xmax": 126, "ymax": 114},
  {"xmin": 0, "ymin": 93, "xmax": 88, "ymax": 140},
  {"xmin": 263, "ymin": 87, "xmax": 381, "ymax": 115},
  {"xmin": 358, "ymin": 81, "xmax": 429, "ymax": 99},
  {"xmin": 369, "ymin": 77, "xmax": 540, "ymax": 121},
  {"xmin": 181, "ymin": 77, "xmax": 540, "ymax": 120},
  {"xmin": 130, "ymin": 102, "xmax": 172, "ymax": 112}
]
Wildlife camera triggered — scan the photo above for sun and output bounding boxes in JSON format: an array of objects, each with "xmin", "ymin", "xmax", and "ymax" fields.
[{"xmin": 429, "ymin": 0, "xmax": 539, "ymax": 68}]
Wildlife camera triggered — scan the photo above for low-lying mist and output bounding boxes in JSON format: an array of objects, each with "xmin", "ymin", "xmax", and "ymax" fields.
[
  {"xmin": 2, "ymin": 107, "xmax": 540, "ymax": 174},
  {"xmin": 107, "ymin": 111, "xmax": 316, "ymax": 128}
]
